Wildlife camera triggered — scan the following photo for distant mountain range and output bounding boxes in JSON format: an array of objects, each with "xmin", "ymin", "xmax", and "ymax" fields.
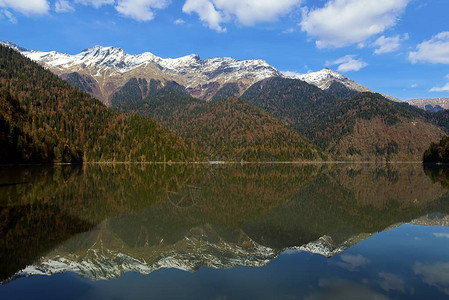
[
  {"xmin": 3, "ymin": 41, "xmax": 444, "ymax": 110},
  {"xmin": 2, "ymin": 41, "xmax": 280, "ymax": 104},
  {"xmin": 407, "ymin": 98, "xmax": 449, "ymax": 112},
  {"xmin": 0, "ymin": 41, "xmax": 392, "ymax": 104},
  {"xmin": 2, "ymin": 41, "xmax": 449, "ymax": 162}
]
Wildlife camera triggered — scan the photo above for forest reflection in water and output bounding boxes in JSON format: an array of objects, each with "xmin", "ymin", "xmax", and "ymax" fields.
[{"xmin": 1, "ymin": 162, "xmax": 449, "ymax": 299}]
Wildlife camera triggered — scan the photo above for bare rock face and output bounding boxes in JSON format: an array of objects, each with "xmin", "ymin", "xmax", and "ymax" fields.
[
  {"xmin": 407, "ymin": 98, "xmax": 449, "ymax": 112},
  {"xmin": 7, "ymin": 43, "xmax": 281, "ymax": 105}
]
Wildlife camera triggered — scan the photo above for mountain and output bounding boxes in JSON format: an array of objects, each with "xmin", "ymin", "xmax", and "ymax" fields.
[
  {"xmin": 115, "ymin": 91, "xmax": 324, "ymax": 161},
  {"xmin": 2, "ymin": 42, "xmax": 281, "ymax": 105},
  {"xmin": 0, "ymin": 88, "xmax": 82, "ymax": 164},
  {"xmin": 407, "ymin": 98, "xmax": 449, "ymax": 112},
  {"xmin": 289, "ymin": 69, "xmax": 403, "ymax": 102},
  {"xmin": 289, "ymin": 68, "xmax": 372, "ymax": 98},
  {"xmin": 241, "ymin": 77, "xmax": 445, "ymax": 161},
  {"xmin": 4, "ymin": 41, "xmax": 411, "ymax": 106},
  {"xmin": 0, "ymin": 44, "xmax": 198, "ymax": 163}
]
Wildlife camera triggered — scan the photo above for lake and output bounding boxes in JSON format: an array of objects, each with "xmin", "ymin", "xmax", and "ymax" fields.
[{"xmin": 1, "ymin": 163, "xmax": 449, "ymax": 299}]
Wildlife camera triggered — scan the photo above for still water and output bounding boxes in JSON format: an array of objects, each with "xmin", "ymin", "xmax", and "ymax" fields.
[{"xmin": 1, "ymin": 163, "xmax": 449, "ymax": 299}]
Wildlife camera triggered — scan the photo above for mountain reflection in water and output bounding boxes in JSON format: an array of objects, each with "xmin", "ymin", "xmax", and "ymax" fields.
[{"xmin": 1, "ymin": 163, "xmax": 449, "ymax": 299}]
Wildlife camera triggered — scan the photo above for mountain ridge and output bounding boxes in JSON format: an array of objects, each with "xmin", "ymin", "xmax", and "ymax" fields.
[{"xmin": 1, "ymin": 41, "xmax": 281, "ymax": 104}]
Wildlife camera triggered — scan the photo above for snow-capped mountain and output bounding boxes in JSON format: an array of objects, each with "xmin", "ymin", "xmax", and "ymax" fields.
[
  {"xmin": 1, "ymin": 41, "xmax": 402, "ymax": 104},
  {"xmin": 1, "ymin": 41, "xmax": 281, "ymax": 104},
  {"xmin": 289, "ymin": 68, "xmax": 372, "ymax": 96}
]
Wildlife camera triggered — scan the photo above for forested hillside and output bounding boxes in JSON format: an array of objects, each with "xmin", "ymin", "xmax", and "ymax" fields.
[
  {"xmin": 0, "ymin": 45, "xmax": 198, "ymax": 163},
  {"xmin": 242, "ymin": 78, "xmax": 445, "ymax": 161},
  {"xmin": 114, "ymin": 89, "xmax": 324, "ymax": 161}
]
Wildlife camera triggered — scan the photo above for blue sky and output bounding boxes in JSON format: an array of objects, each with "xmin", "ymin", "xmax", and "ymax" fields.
[{"xmin": 0, "ymin": 0, "xmax": 448, "ymax": 100}]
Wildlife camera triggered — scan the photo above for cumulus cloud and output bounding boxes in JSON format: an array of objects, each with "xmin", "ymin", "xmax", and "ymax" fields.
[
  {"xmin": 409, "ymin": 32, "xmax": 449, "ymax": 64},
  {"xmin": 183, "ymin": 0, "xmax": 226, "ymax": 32},
  {"xmin": 182, "ymin": 0, "xmax": 301, "ymax": 32},
  {"xmin": 373, "ymin": 34, "xmax": 408, "ymax": 54},
  {"xmin": 115, "ymin": 0, "xmax": 169, "ymax": 21},
  {"xmin": 0, "ymin": 0, "xmax": 49, "ymax": 15},
  {"xmin": 55, "ymin": 0, "xmax": 74, "ymax": 13},
  {"xmin": 327, "ymin": 55, "xmax": 367, "ymax": 72},
  {"xmin": 74, "ymin": 0, "xmax": 114, "ymax": 8},
  {"xmin": 300, "ymin": 0, "xmax": 410, "ymax": 49},
  {"xmin": 75, "ymin": 0, "xmax": 169, "ymax": 21}
]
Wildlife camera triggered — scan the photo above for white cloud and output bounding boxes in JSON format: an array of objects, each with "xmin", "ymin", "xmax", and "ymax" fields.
[
  {"xmin": 327, "ymin": 55, "xmax": 367, "ymax": 72},
  {"xmin": 409, "ymin": 32, "xmax": 449, "ymax": 64},
  {"xmin": 282, "ymin": 70, "xmax": 302, "ymax": 77},
  {"xmin": 373, "ymin": 34, "xmax": 408, "ymax": 54},
  {"xmin": 282, "ymin": 27, "xmax": 295, "ymax": 34},
  {"xmin": 0, "ymin": 0, "xmax": 49, "ymax": 15},
  {"xmin": 115, "ymin": 0, "xmax": 169, "ymax": 21},
  {"xmin": 1, "ymin": 9, "xmax": 17, "ymax": 23},
  {"xmin": 74, "ymin": 0, "xmax": 114, "ymax": 8},
  {"xmin": 75, "ymin": 0, "xmax": 169, "ymax": 21},
  {"xmin": 430, "ymin": 75, "xmax": 449, "ymax": 92},
  {"xmin": 183, "ymin": 0, "xmax": 226, "ymax": 32},
  {"xmin": 55, "ymin": 0, "xmax": 74, "ymax": 13},
  {"xmin": 300, "ymin": 0, "xmax": 410, "ymax": 49},
  {"xmin": 411, "ymin": 83, "xmax": 418, "ymax": 88},
  {"xmin": 430, "ymin": 83, "xmax": 449, "ymax": 92},
  {"xmin": 174, "ymin": 18, "xmax": 185, "ymax": 25},
  {"xmin": 182, "ymin": 0, "xmax": 301, "ymax": 32}
]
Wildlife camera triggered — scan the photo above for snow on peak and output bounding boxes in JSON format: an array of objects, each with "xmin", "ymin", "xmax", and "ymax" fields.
[
  {"xmin": 293, "ymin": 68, "xmax": 347, "ymax": 84},
  {"xmin": 285, "ymin": 68, "xmax": 371, "ymax": 93},
  {"xmin": 0, "ymin": 40, "xmax": 28, "ymax": 52},
  {"xmin": 158, "ymin": 53, "xmax": 202, "ymax": 70},
  {"xmin": 16, "ymin": 43, "xmax": 278, "ymax": 78}
]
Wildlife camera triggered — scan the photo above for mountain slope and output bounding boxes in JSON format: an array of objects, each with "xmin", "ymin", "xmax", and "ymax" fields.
[
  {"xmin": 242, "ymin": 78, "xmax": 445, "ymax": 161},
  {"xmin": 241, "ymin": 77, "xmax": 341, "ymax": 137},
  {"xmin": 0, "ymin": 44, "xmax": 198, "ymax": 163},
  {"xmin": 0, "ymin": 88, "xmax": 81, "ymax": 163},
  {"xmin": 3, "ymin": 42, "xmax": 281, "ymax": 104},
  {"xmin": 115, "ymin": 90, "xmax": 324, "ymax": 161}
]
